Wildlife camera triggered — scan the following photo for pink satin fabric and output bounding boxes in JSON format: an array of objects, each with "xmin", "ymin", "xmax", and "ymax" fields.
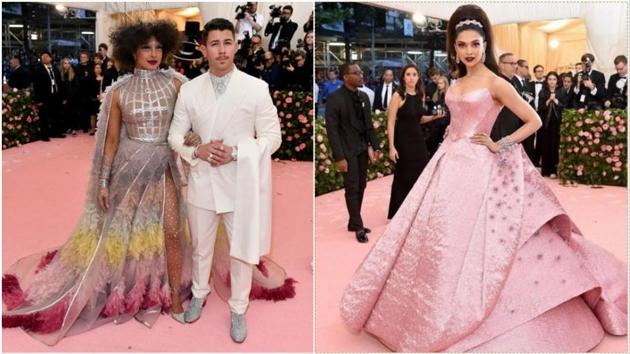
[{"xmin": 340, "ymin": 88, "xmax": 627, "ymax": 352}]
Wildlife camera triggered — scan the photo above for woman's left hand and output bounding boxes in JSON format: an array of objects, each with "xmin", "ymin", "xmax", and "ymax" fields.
[{"xmin": 470, "ymin": 132, "xmax": 501, "ymax": 153}]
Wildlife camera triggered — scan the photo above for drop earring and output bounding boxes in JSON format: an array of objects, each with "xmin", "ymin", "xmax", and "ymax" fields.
[{"xmin": 456, "ymin": 56, "xmax": 460, "ymax": 64}]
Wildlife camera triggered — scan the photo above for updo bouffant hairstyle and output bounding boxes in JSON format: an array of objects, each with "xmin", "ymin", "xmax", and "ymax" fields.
[
  {"xmin": 109, "ymin": 19, "xmax": 182, "ymax": 73},
  {"xmin": 446, "ymin": 4, "xmax": 500, "ymax": 77}
]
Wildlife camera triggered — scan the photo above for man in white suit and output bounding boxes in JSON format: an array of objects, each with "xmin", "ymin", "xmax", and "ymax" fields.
[{"xmin": 168, "ymin": 18, "xmax": 281, "ymax": 343}]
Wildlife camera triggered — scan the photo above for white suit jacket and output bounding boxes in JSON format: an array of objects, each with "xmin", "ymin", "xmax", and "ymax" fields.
[{"xmin": 168, "ymin": 68, "xmax": 281, "ymax": 264}]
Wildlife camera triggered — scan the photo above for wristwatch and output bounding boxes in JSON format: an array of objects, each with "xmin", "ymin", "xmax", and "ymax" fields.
[{"xmin": 231, "ymin": 146, "xmax": 238, "ymax": 161}]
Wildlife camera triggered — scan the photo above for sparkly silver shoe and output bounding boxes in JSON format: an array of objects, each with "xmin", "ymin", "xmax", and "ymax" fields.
[
  {"xmin": 184, "ymin": 297, "xmax": 205, "ymax": 323},
  {"xmin": 230, "ymin": 311, "xmax": 247, "ymax": 343},
  {"xmin": 171, "ymin": 311, "xmax": 185, "ymax": 324}
]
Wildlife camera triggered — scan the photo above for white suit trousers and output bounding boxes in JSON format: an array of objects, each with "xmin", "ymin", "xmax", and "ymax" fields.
[{"xmin": 187, "ymin": 203, "xmax": 253, "ymax": 314}]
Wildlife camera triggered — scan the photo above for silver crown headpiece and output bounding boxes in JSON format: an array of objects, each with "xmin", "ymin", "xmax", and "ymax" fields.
[{"xmin": 455, "ymin": 19, "xmax": 483, "ymax": 30}]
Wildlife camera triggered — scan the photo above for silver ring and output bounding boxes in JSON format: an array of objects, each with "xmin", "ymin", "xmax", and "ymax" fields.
[
  {"xmin": 220, "ymin": 145, "xmax": 224, "ymax": 151},
  {"xmin": 209, "ymin": 153, "xmax": 213, "ymax": 159}
]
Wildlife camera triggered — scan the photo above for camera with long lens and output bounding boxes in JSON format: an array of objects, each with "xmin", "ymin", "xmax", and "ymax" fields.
[
  {"xmin": 235, "ymin": 3, "xmax": 253, "ymax": 20},
  {"xmin": 269, "ymin": 5, "xmax": 282, "ymax": 18}
]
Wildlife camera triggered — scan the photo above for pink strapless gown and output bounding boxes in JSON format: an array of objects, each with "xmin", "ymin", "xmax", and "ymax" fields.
[{"xmin": 340, "ymin": 88, "xmax": 627, "ymax": 352}]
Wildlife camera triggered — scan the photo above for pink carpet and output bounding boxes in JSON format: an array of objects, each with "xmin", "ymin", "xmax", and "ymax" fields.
[
  {"xmin": 315, "ymin": 173, "xmax": 627, "ymax": 352},
  {"xmin": 2, "ymin": 133, "xmax": 313, "ymax": 352}
]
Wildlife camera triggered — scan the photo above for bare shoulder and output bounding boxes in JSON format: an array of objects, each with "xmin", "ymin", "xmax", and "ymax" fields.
[{"xmin": 488, "ymin": 73, "xmax": 513, "ymax": 97}]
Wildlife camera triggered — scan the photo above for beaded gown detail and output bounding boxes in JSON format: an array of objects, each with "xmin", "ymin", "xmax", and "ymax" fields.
[
  {"xmin": 340, "ymin": 87, "xmax": 627, "ymax": 352},
  {"xmin": 3, "ymin": 69, "xmax": 295, "ymax": 345}
]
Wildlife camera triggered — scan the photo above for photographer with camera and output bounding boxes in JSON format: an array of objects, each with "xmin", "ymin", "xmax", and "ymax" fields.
[
  {"xmin": 235, "ymin": 2, "xmax": 264, "ymax": 41},
  {"xmin": 280, "ymin": 49, "xmax": 311, "ymax": 92},
  {"xmin": 265, "ymin": 5, "xmax": 298, "ymax": 52},
  {"xmin": 240, "ymin": 34, "xmax": 265, "ymax": 78},
  {"xmin": 605, "ymin": 55, "xmax": 627, "ymax": 109},
  {"xmin": 573, "ymin": 53, "xmax": 606, "ymax": 110}
]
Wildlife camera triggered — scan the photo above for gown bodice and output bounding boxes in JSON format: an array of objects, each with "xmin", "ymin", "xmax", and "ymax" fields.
[
  {"xmin": 119, "ymin": 69, "xmax": 178, "ymax": 143},
  {"xmin": 445, "ymin": 87, "xmax": 503, "ymax": 141}
]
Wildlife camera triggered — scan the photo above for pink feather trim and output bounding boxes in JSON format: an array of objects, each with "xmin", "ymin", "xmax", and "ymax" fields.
[
  {"xmin": 35, "ymin": 250, "xmax": 58, "ymax": 274},
  {"xmin": 2, "ymin": 274, "xmax": 27, "ymax": 310},
  {"xmin": 249, "ymin": 278, "xmax": 297, "ymax": 301},
  {"xmin": 2, "ymin": 296, "xmax": 70, "ymax": 334}
]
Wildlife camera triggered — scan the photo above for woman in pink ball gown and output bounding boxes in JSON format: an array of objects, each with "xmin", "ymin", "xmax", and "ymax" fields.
[{"xmin": 340, "ymin": 4, "xmax": 627, "ymax": 352}]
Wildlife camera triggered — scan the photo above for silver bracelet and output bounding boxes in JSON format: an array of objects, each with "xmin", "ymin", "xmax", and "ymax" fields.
[
  {"xmin": 497, "ymin": 136, "xmax": 516, "ymax": 153},
  {"xmin": 98, "ymin": 178, "xmax": 109, "ymax": 188}
]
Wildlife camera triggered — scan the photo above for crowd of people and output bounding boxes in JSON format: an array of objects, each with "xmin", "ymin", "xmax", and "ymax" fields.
[
  {"xmin": 233, "ymin": 2, "xmax": 313, "ymax": 91},
  {"xmin": 318, "ymin": 51, "xmax": 627, "ymax": 179},
  {"xmin": 4, "ymin": 44, "xmax": 118, "ymax": 140},
  {"xmin": 3, "ymin": 2, "xmax": 312, "ymax": 142}
]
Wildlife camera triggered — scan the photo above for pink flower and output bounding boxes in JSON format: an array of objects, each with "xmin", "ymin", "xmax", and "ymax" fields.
[
  {"xmin": 319, "ymin": 153, "xmax": 326, "ymax": 159},
  {"xmin": 319, "ymin": 144, "xmax": 327, "ymax": 152},
  {"xmin": 376, "ymin": 172, "xmax": 383, "ymax": 178},
  {"xmin": 607, "ymin": 145, "xmax": 613, "ymax": 151},
  {"xmin": 287, "ymin": 136, "xmax": 293, "ymax": 141},
  {"xmin": 285, "ymin": 97, "xmax": 293, "ymax": 104},
  {"xmin": 614, "ymin": 150, "xmax": 621, "ymax": 156},
  {"xmin": 593, "ymin": 138, "xmax": 600, "ymax": 144},
  {"xmin": 619, "ymin": 126, "xmax": 626, "ymax": 132},
  {"xmin": 298, "ymin": 114, "xmax": 308, "ymax": 124},
  {"xmin": 581, "ymin": 147, "xmax": 589, "ymax": 154},
  {"xmin": 590, "ymin": 152, "xmax": 597, "ymax": 157},
  {"xmin": 26, "ymin": 117, "xmax": 32, "ymax": 123},
  {"xmin": 299, "ymin": 143, "xmax": 306, "ymax": 150},
  {"xmin": 615, "ymin": 116, "xmax": 621, "ymax": 122},
  {"xmin": 288, "ymin": 91, "xmax": 293, "ymax": 96},
  {"xmin": 287, "ymin": 122, "xmax": 292, "ymax": 127},
  {"xmin": 576, "ymin": 121, "xmax": 583, "ymax": 127},
  {"xmin": 286, "ymin": 113, "xmax": 293, "ymax": 119},
  {"xmin": 7, "ymin": 124, "xmax": 13, "ymax": 129},
  {"xmin": 577, "ymin": 170, "xmax": 583, "ymax": 176},
  {"xmin": 584, "ymin": 118, "xmax": 593, "ymax": 124},
  {"xmin": 294, "ymin": 133, "xmax": 300, "ymax": 139},
  {"xmin": 604, "ymin": 110, "xmax": 611, "ymax": 119},
  {"xmin": 594, "ymin": 110, "xmax": 601, "ymax": 116},
  {"xmin": 602, "ymin": 124, "xmax": 609, "ymax": 130},
  {"xmin": 309, "ymin": 109, "xmax": 314, "ymax": 116},
  {"xmin": 295, "ymin": 102, "xmax": 301, "ymax": 108},
  {"xmin": 606, "ymin": 157, "xmax": 614, "ymax": 163},
  {"xmin": 615, "ymin": 161, "xmax": 622, "ymax": 168},
  {"xmin": 278, "ymin": 111, "xmax": 285, "ymax": 118},
  {"xmin": 318, "ymin": 165, "xmax": 325, "ymax": 171},
  {"xmin": 373, "ymin": 121, "xmax": 380, "ymax": 129},
  {"xmin": 612, "ymin": 156, "xmax": 620, "ymax": 162},
  {"xmin": 573, "ymin": 147, "xmax": 580, "ymax": 153},
  {"xmin": 294, "ymin": 146, "xmax": 301, "ymax": 151},
  {"xmin": 316, "ymin": 134, "xmax": 323, "ymax": 143}
]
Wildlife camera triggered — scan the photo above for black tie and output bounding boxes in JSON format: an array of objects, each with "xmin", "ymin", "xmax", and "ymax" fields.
[
  {"xmin": 47, "ymin": 66, "xmax": 57, "ymax": 94},
  {"xmin": 383, "ymin": 84, "xmax": 389, "ymax": 109}
]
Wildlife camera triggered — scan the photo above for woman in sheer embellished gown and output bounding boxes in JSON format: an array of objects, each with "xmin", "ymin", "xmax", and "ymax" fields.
[
  {"xmin": 340, "ymin": 5, "xmax": 627, "ymax": 352},
  {"xmin": 3, "ymin": 20, "xmax": 295, "ymax": 346}
]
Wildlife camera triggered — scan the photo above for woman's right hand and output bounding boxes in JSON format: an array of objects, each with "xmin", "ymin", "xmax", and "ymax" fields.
[
  {"xmin": 389, "ymin": 146, "xmax": 399, "ymax": 162},
  {"xmin": 98, "ymin": 187, "xmax": 110, "ymax": 212}
]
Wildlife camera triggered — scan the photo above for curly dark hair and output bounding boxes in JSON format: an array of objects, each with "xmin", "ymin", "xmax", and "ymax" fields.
[{"xmin": 110, "ymin": 19, "xmax": 182, "ymax": 73}]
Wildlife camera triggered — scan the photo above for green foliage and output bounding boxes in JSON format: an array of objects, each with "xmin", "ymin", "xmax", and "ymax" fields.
[
  {"xmin": 2, "ymin": 88, "xmax": 40, "ymax": 149},
  {"xmin": 271, "ymin": 90, "xmax": 314, "ymax": 161}
]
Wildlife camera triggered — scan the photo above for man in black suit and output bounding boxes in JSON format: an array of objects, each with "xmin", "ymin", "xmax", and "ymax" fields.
[
  {"xmin": 528, "ymin": 64, "xmax": 546, "ymax": 166},
  {"xmin": 8, "ymin": 56, "xmax": 31, "ymax": 89},
  {"xmin": 574, "ymin": 53, "xmax": 606, "ymax": 110},
  {"xmin": 325, "ymin": 63, "xmax": 380, "ymax": 243},
  {"xmin": 491, "ymin": 54, "xmax": 537, "ymax": 164},
  {"xmin": 605, "ymin": 55, "xmax": 627, "ymax": 109},
  {"xmin": 373, "ymin": 69, "xmax": 397, "ymax": 112},
  {"xmin": 264, "ymin": 5, "xmax": 298, "ymax": 52},
  {"xmin": 32, "ymin": 51, "xmax": 65, "ymax": 141}
]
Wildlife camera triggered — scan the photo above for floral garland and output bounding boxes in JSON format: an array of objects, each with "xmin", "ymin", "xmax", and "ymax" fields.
[
  {"xmin": 315, "ymin": 111, "xmax": 392, "ymax": 195},
  {"xmin": 271, "ymin": 90, "xmax": 314, "ymax": 161},
  {"xmin": 2, "ymin": 88, "xmax": 40, "ymax": 149},
  {"xmin": 558, "ymin": 108, "xmax": 627, "ymax": 186}
]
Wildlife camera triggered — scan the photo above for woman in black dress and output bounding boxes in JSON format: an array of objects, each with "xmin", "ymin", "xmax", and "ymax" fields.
[
  {"xmin": 538, "ymin": 71, "xmax": 564, "ymax": 177},
  {"xmin": 387, "ymin": 64, "xmax": 446, "ymax": 219},
  {"xmin": 87, "ymin": 63, "xmax": 105, "ymax": 135},
  {"xmin": 59, "ymin": 57, "xmax": 80, "ymax": 136}
]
